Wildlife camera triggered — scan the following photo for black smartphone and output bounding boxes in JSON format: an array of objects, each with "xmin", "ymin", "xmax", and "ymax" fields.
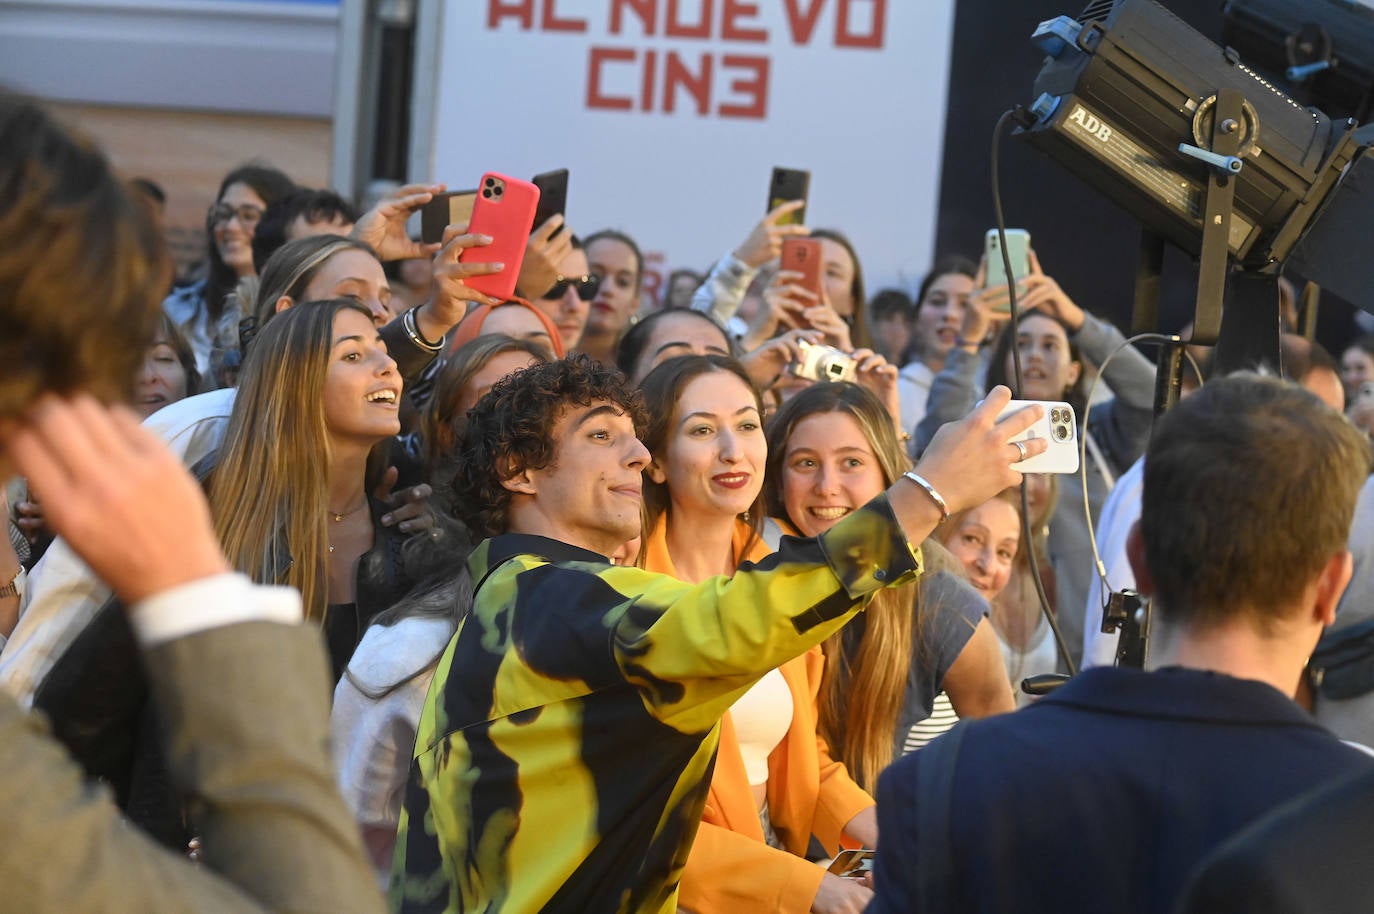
[
  {"xmin": 532, "ymin": 168, "xmax": 570, "ymax": 233},
  {"xmin": 420, "ymin": 189, "xmax": 478, "ymax": 245},
  {"xmin": 768, "ymin": 166, "xmax": 810, "ymax": 225}
]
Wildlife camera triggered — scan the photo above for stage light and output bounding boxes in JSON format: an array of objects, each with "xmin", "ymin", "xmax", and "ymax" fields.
[{"xmin": 1012, "ymin": 0, "xmax": 1374, "ymax": 353}]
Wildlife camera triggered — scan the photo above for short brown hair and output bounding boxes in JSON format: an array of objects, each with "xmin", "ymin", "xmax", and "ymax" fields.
[
  {"xmin": 452, "ymin": 355, "xmax": 645, "ymax": 538},
  {"xmin": 1142, "ymin": 373, "xmax": 1370, "ymax": 631},
  {"xmin": 0, "ymin": 92, "xmax": 169, "ymax": 419}
]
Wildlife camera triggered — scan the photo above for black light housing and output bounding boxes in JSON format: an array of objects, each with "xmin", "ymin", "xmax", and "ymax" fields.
[{"xmin": 1017, "ymin": 0, "xmax": 1362, "ymax": 275}]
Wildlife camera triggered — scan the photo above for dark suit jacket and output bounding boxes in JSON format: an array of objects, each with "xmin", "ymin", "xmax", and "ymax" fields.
[
  {"xmin": 1175, "ymin": 765, "xmax": 1374, "ymax": 914},
  {"xmin": 870, "ymin": 666, "xmax": 1374, "ymax": 914},
  {"xmin": 0, "ymin": 620, "xmax": 384, "ymax": 913}
]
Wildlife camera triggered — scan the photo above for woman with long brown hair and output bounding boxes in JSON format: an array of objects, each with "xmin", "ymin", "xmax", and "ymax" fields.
[
  {"xmin": 765, "ymin": 382, "xmax": 1014, "ymax": 789},
  {"xmin": 208, "ymin": 298, "xmax": 413, "ymax": 679}
]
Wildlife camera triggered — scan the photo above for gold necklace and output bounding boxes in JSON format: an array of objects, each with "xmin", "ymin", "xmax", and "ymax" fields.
[
  {"xmin": 328, "ymin": 501, "xmax": 367, "ymax": 523},
  {"xmin": 327, "ymin": 499, "xmax": 367, "ymax": 553}
]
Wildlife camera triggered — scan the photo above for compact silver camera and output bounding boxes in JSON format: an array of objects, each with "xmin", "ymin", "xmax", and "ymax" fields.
[{"xmin": 791, "ymin": 339, "xmax": 857, "ymax": 383}]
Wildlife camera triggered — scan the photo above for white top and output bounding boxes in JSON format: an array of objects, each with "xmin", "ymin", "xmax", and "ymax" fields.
[
  {"xmin": 897, "ymin": 360, "xmax": 934, "ymax": 455},
  {"xmin": 998, "ymin": 613, "xmax": 1059, "ymax": 709},
  {"xmin": 728, "ymin": 667, "xmax": 793, "ymax": 787},
  {"xmin": 332, "ymin": 617, "xmax": 454, "ymax": 828},
  {"xmin": 142, "ymin": 386, "xmax": 238, "ymax": 468}
]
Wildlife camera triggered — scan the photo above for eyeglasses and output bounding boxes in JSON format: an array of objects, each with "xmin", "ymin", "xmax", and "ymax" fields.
[
  {"xmin": 543, "ymin": 274, "xmax": 602, "ymax": 302},
  {"xmin": 208, "ymin": 203, "xmax": 265, "ymax": 228}
]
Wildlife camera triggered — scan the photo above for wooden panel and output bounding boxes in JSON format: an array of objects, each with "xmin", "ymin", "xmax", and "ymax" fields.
[{"xmin": 49, "ymin": 102, "xmax": 332, "ymax": 282}]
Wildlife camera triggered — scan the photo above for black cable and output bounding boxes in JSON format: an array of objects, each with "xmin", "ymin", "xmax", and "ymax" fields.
[{"xmin": 990, "ymin": 108, "xmax": 1078, "ymax": 678}]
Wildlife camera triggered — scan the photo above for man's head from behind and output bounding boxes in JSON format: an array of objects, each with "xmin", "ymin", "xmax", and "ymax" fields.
[
  {"xmin": 1137, "ymin": 373, "xmax": 1369, "ymax": 636},
  {"xmin": 0, "ymin": 92, "xmax": 167, "ymax": 422},
  {"xmin": 452, "ymin": 356, "xmax": 648, "ymax": 550}
]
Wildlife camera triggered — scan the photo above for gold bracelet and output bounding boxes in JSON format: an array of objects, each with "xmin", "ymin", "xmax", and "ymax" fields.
[{"xmin": 0, "ymin": 566, "xmax": 24, "ymax": 599}]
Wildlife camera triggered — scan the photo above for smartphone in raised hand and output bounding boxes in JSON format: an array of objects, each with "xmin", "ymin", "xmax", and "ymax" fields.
[
  {"xmin": 459, "ymin": 172, "xmax": 540, "ymax": 301},
  {"xmin": 420, "ymin": 189, "xmax": 478, "ymax": 245},
  {"xmin": 531, "ymin": 168, "xmax": 569, "ymax": 233},
  {"xmin": 768, "ymin": 166, "xmax": 810, "ymax": 225},
  {"xmin": 984, "ymin": 228, "xmax": 1032, "ymax": 311},
  {"xmin": 997, "ymin": 399, "xmax": 1080, "ymax": 474}
]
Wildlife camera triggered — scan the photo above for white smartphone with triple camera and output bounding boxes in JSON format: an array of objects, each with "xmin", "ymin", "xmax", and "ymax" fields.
[{"xmin": 997, "ymin": 399, "xmax": 1079, "ymax": 474}]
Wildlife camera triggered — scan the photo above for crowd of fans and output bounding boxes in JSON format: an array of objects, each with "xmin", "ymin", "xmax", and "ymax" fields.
[{"xmin": 4, "ymin": 89, "xmax": 1374, "ymax": 914}]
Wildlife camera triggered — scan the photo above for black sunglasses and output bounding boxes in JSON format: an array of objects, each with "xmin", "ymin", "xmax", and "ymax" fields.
[{"xmin": 543, "ymin": 274, "xmax": 602, "ymax": 301}]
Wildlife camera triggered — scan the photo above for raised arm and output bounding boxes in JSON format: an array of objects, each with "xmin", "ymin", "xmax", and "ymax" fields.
[
  {"xmin": 691, "ymin": 201, "xmax": 808, "ymax": 326},
  {"xmin": 606, "ymin": 389, "xmax": 1043, "ymax": 723}
]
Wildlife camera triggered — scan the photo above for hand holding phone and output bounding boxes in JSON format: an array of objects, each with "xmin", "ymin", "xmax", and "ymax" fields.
[
  {"xmin": 531, "ymin": 168, "xmax": 569, "ymax": 234},
  {"xmin": 421, "ymin": 189, "xmax": 478, "ymax": 245},
  {"xmin": 780, "ymin": 237, "xmax": 823, "ymax": 298},
  {"xmin": 984, "ymin": 229, "xmax": 1032, "ymax": 313},
  {"xmin": 459, "ymin": 173, "xmax": 540, "ymax": 302},
  {"xmin": 768, "ymin": 166, "xmax": 810, "ymax": 226},
  {"xmin": 826, "ymin": 849, "xmax": 874, "ymax": 879},
  {"xmin": 996, "ymin": 399, "xmax": 1080, "ymax": 474}
]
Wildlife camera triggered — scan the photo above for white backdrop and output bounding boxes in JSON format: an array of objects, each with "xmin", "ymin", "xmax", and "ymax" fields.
[{"xmin": 430, "ymin": 0, "xmax": 956, "ymax": 305}]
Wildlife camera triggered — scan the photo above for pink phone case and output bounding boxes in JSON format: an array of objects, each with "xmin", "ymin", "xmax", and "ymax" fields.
[{"xmin": 459, "ymin": 172, "xmax": 540, "ymax": 301}]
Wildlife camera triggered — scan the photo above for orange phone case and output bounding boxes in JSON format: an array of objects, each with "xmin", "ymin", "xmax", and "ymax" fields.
[
  {"xmin": 459, "ymin": 172, "xmax": 540, "ymax": 301},
  {"xmin": 781, "ymin": 237, "xmax": 824, "ymax": 300}
]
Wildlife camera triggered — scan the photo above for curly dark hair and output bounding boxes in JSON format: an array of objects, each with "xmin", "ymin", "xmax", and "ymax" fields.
[{"xmin": 452, "ymin": 355, "xmax": 647, "ymax": 538}]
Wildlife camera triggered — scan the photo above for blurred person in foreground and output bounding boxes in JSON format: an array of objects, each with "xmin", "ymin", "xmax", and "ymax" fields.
[
  {"xmin": 870, "ymin": 373, "xmax": 1373, "ymax": 914},
  {"xmin": 0, "ymin": 92, "xmax": 381, "ymax": 912}
]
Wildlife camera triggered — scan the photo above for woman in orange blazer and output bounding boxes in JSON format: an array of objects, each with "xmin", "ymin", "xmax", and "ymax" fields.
[{"xmin": 637, "ymin": 354, "xmax": 879, "ymax": 914}]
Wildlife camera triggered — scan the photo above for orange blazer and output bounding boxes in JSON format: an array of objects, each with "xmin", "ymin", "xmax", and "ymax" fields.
[{"xmin": 642, "ymin": 517, "xmax": 875, "ymax": 913}]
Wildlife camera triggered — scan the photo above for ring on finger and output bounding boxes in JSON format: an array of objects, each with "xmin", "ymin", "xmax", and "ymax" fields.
[{"xmin": 1012, "ymin": 440, "xmax": 1027, "ymax": 462}]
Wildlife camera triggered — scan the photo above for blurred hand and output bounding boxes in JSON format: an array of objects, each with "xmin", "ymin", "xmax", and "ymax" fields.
[
  {"xmin": 850, "ymin": 348, "xmax": 901, "ymax": 428},
  {"xmin": 374, "ymin": 468, "xmax": 436, "ymax": 535},
  {"xmin": 803, "ymin": 301, "xmax": 853, "ymax": 352},
  {"xmin": 733, "ymin": 200, "xmax": 809, "ymax": 268},
  {"xmin": 739, "ymin": 328, "xmax": 824, "ymax": 390},
  {"xmin": 811, "ymin": 872, "xmax": 873, "ymax": 914},
  {"xmin": 516, "ymin": 215, "xmax": 574, "ymax": 300},
  {"xmin": 351, "ymin": 183, "xmax": 445, "ymax": 263},
  {"xmin": 958, "ymin": 258, "xmax": 1004, "ymax": 350},
  {"xmin": 419, "ymin": 224, "xmax": 504, "ymax": 339},
  {"xmin": 5, "ymin": 396, "xmax": 230, "ymax": 605},
  {"xmin": 14, "ymin": 497, "xmax": 47, "ymax": 546},
  {"xmin": 740, "ymin": 269, "xmax": 812, "ymax": 350},
  {"xmin": 1012, "ymin": 250, "xmax": 1085, "ymax": 331}
]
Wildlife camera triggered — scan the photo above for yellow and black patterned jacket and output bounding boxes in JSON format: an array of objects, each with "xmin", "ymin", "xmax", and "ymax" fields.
[{"xmin": 390, "ymin": 495, "xmax": 921, "ymax": 914}]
